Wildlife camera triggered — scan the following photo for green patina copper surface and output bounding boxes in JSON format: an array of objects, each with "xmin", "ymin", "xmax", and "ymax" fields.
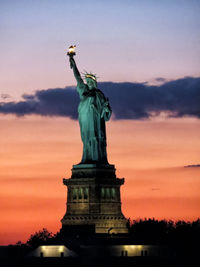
[{"xmin": 69, "ymin": 56, "xmax": 112, "ymax": 164}]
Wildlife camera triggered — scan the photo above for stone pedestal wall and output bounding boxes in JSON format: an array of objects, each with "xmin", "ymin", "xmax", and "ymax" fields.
[{"xmin": 61, "ymin": 164, "xmax": 129, "ymax": 234}]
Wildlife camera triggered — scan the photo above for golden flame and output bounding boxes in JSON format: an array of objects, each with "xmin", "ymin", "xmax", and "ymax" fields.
[{"xmin": 68, "ymin": 45, "xmax": 76, "ymax": 54}]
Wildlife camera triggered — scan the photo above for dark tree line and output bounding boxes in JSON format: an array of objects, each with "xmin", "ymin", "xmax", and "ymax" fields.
[
  {"xmin": 15, "ymin": 219, "xmax": 200, "ymax": 252},
  {"xmin": 128, "ymin": 218, "xmax": 200, "ymax": 247}
]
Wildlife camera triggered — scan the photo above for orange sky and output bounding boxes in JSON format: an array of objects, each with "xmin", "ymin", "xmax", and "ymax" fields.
[{"xmin": 0, "ymin": 114, "xmax": 200, "ymax": 245}]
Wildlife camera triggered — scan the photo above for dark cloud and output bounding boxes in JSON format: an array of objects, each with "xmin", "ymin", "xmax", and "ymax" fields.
[
  {"xmin": 0, "ymin": 87, "xmax": 79, "ymax": 119},
  {"xmin": 155, "ymin": 77, "xmax": 166, "ymax": 82},
  {"xmin": 184, "ymin": 165, "xmax": 200, "ymax": 168},
  {"xmin": 0, "ymin": 77, "xmax": 200, "ymax": 120}
]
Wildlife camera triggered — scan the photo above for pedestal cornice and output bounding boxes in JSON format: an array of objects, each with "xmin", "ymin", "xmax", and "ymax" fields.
[{"xmin": 63, "ymin": 177, "xmax": 124, "ymax": 186}]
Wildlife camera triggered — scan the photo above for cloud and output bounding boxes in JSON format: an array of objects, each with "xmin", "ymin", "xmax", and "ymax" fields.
[
  {"xmin": 155, "ymin": 77, "xmax": 167, "ymax": 82},
  {"xmin": 184, "ymin": 165, "xmax": 200, "ymax": 168},
  {"xmin": 1, "ymin": 93, "xmax": 11, "ymax": 100},
  {"xmin": 0, "ymin": 87, "xmax": 79, "ymax": 119},
  {"xmin": 0, "ymin": 77, "xmax": 200, "ymax": 120},
  {"xmin": 151, "ymin": 188, "xmax": 160, "ymax": 191}
]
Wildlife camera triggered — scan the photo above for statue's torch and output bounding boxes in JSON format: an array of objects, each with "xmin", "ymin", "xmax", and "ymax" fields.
[{"xmin": 67, "ymin": 45, "xmax": 76, "ymax": 57}]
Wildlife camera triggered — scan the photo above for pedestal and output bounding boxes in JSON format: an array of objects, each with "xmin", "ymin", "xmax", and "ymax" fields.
[{"xmin": 61, "ymin": 164, "xmax": 129, "ymax": 235}]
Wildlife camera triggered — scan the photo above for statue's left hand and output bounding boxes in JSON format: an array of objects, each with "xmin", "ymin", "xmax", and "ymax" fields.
[{"xmin": 103, "ymin": 101, "xmax": 110, "ymax": 111}]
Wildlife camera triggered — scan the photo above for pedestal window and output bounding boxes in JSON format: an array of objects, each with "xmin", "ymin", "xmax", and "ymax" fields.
[
  {"xmin": 72, "ymin": 188, "xmax": 78, "ymax": 200},
  {"xmin": 111, "ymin": 188, "xmax": 116, "ymax": 199},
  {"xmin": 84, "ymin": 188, "xmax": 89, "ymax": 199},
  {"xmin": 101, "ymin": 187, "xmax": 117, "ymax": 200}
]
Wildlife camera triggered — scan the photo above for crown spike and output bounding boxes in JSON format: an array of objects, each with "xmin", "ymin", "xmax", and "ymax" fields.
[{"xmin": 82, "ymin": 70, "xmax": 98, "ymax": 81}]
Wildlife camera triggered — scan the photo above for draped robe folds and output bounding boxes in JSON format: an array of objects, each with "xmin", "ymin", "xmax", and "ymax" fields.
[{"xmin": 77, "ymin": 82, "xmax": 112, "ymax": 164}]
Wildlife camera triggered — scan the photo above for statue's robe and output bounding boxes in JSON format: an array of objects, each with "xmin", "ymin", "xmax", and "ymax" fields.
[{"xmin": 77, "ymin": 82, "xmax": 112, "ymax": 164}]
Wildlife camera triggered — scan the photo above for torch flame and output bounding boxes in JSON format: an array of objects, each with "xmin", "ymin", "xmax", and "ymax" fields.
[{"xmin": 68, "ymin": 45, "xmax": 76, "ymax": 54}]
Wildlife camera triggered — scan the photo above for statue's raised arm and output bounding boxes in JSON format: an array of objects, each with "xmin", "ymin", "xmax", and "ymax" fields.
[{"xmin": 69, "ymin": 57, "xmax": 84, "ymax": 86}]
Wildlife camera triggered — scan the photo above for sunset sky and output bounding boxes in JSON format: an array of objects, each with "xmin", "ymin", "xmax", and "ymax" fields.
[{"xmin": 0, "ymin": 0, "xmax": 200, "ymax": 245}]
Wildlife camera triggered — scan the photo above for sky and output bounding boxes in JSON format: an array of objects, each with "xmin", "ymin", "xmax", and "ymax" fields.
[{"xmin": 0, "ymin": 0, "xmax": 200, "ymax": 245}]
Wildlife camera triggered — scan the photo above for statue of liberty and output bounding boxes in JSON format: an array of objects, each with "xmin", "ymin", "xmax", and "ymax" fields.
[{"xmin": 68, "ymin": 51, "xmax": 112, "ymax": 164}]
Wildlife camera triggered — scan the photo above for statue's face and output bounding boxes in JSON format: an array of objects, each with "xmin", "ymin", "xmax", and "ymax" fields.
[{"xmin": 86, "ymin": 78, "xmax": 97, "ymax": 90}]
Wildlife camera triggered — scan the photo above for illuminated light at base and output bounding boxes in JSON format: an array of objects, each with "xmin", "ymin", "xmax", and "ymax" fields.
[
  {"xmin": 59, "ymin": 246, "xmax": 64, "ymax": 253},
  {"xmin": 40, "ymin": 245, "xmax": 65, "ymax": 257}
]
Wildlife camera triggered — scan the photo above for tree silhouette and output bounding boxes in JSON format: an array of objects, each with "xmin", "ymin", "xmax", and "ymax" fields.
[
  {"xmin": 26, "ymin": 228, "xmax": 55, "ymax": 248},
  {"xmin": 129, "ymin": 218, "xmax": 200, "ymax": 256}
]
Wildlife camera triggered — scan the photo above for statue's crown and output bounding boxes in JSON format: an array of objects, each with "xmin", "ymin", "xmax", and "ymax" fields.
[{"xmin": 82, "ymin": 71, "xmax": 97, "ymax": 81}]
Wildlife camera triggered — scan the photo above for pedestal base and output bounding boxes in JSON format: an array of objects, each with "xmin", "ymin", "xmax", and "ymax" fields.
[{"xmin": 61, "ymin": 164, "xmax": 129, "ymax": 235}]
